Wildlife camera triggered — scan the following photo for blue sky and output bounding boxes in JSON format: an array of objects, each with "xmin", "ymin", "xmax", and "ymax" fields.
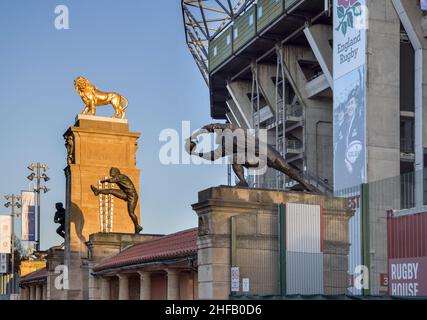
[{"xmin": 0, "ymin": 0, "xmax": 227, "ymax": 250}]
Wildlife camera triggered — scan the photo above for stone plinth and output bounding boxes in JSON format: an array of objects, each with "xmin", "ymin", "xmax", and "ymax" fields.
[
  {"xmin": 46, "ymin": 247, "xmax": 64, "ymax": 300},
  {"xmin": 87, "ymin": 232, "xmax": 163, "ymax": 262},
  {"xmin": 63, "ymin": 116, "xmax": 141, "ymax": 300},
  {"xmin": 192, "ymin": 186, "xmax": 353, "ymax": 299}
]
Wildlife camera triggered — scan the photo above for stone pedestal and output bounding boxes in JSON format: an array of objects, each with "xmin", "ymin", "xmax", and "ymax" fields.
[
  {"xmin": 63, "ymin": 115, "xmax": 141, "ymax": 300},
  {"xmin": 192, "ymin": 186, "xmax": 353, "ymax": 299},
  {"xmin": 46, "ymin": 247, "xmax": 65, "ymax": 300}
]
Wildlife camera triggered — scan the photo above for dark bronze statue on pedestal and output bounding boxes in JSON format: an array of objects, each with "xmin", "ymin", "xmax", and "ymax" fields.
[
  {"xmin": 90, "ymin": 167, "xmax": 143, "ymax": 234},
  {"xmin": 54, "ymin": 202, "xmax": 66, "ymax": 238},
  {"xmin": 186, "ymin": 123, "xmax": 320, "ymax": 193}
]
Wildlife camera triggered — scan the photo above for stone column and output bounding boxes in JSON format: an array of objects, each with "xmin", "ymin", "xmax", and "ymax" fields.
[
  {"xmin": 178, "ymin": 272, "xmax": 193, "ymax": 300},
  {"xmin": 118, "ymin": 274, "xmax": 129, "ymax": 300},
  {"xmin": 166, "ymin": 269, "xmax": 180, "ymax": 300},
  {"xmin": 43, "ymin": 284, "xmax": 48, "ymax": 300},
  {"xmin": 138, "ymin": 271, "xmax": 151, "ymax": 300},
  {"xmin": 29, "ymin": 285, "xmax": 36, "ymax": 300},
  {"xmin": 20, "ymin": 286, "xmax": 29, "ymax": 300},
  {"xmin": 35, "ymin": 285, "xmax": 42, "ymax": 300},
  {"xmin": 101, "ymin": 277, "xmax": 111, "ymax": 300}
]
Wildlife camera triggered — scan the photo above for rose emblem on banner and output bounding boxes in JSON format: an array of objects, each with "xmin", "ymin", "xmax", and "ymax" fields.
[{"xmin": 336, "ymin": 0, "xmax": 362, "ymax": 36}]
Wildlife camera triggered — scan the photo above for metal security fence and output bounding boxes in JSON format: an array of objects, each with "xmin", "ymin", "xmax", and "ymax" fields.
[
  {"xmin": 230, "ymin": 169, "xmax": 427, "ymax": 298},
  {"xmin": 230, "ymin": 194, "xmax": 353, "ymax": 297}
]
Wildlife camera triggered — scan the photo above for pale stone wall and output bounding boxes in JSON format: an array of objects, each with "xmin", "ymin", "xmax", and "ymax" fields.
[
  {"xmin": 193, "ymin": 186, "xmax": 353, "ymax": 299},
  {"xmin": 46, "ymin": 247, "xmax": 64, "ymax": 300}
]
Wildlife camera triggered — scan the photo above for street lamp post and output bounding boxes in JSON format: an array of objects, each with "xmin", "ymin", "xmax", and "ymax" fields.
[
  {"xmin": 4, "ymin": 194, "xmax": 21, "ymax": 292},
  {"xmin": 27, "ymin": 163, "xmax": 50, "ymax": 252}
]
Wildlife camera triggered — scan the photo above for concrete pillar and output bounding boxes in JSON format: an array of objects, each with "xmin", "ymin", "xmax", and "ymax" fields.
[
  {"xmin": 35, "ymin": 285, "xmax": 42, "ymax": 300},
  {"xmin": 101, "ymin": 277, "xmax": 111, "ymax": 300},
  {"xmin": 303, "ymin": 24, "xmax": 333, "ymax": 87},
  {"xmin": 138, "ymin": 271, "xmax": 151, "ymax": 300},
  {"xmin": 257, "ymin": 64, "xmax": 278, "ymax": 114},
  {"xmin": 226, "ymin": 99, "xmax": 249, "ymax": 129},
  {"xmin": 118, "ymin": 274, "xmax": 129, "ymax": 300},
  {"xmin": 226, "ymin": 80, "xmax": 253, "ymax": 128},
  {"xmin": 166, "ymin": 269, "xmax": 180, "ymax": 300}
]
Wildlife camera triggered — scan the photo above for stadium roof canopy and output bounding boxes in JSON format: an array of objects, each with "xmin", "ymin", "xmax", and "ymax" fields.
[{"xmin": 181, "ymin": 0, "xmax": 255, "ymax": 84}]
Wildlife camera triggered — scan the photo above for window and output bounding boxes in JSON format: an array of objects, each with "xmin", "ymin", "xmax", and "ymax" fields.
[
  {"xmin": 234, "ymin": 27, "xmax": 239, "ymax": 39},
  {"xmin": 400, "ymin": 117, "xmax": 415, "ymax": 154},
  {"xmin": 213, "ymin": 46, "xmax": 217, "ymax": 57},
  {"xmin": 258, "ymin": 6, "xmax": 263, "ymax": 18},
  {"xmin": 249, "ymin": 14, "xmax": 254, "ymax": 26},
  {"xmin": 226, "ymin": 34, "xmax": 231, "ymax": 46}
]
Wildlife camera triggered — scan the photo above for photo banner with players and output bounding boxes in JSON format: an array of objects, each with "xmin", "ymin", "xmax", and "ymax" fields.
[
  {"xmin": 333, "ymin": 0, "xmax": 367, "ymax": 190},
  {"xmin": 0, "ymin": 215, "xmax": 12, "ymax": 254},
  {"xmin": 21, "ymin": 191, "xmax": 36, "ymax": 241}
]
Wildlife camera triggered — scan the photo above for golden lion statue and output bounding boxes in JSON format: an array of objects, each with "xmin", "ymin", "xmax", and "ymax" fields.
[{"xmin": 74, "ymin": 76, "xmax": 129, "ymax": 119}]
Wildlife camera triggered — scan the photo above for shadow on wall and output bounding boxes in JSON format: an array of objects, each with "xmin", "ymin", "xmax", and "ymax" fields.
[{"xmin": 70, "ymin": 202, "xmax": 86, "ymax": 244}]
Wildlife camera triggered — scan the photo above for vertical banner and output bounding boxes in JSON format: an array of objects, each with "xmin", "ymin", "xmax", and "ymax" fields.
[
  {"xmin": 333, "ymin": 0, "xmax": 368, "ymax": 295},
  {"xmin": 333, "ymin": 66, "xmax": 366, "ymax": 189},
  {"xmin": 0, "ymin": 216, "xmax": 12, "ymax": 254},
  {"xmin": 21, "ymin": 191, "xmax": 36, "ymax": 241},
  {"xmin": 0, "ymin": 253, "xmax": 7, "ymax": 274},
  {"xmin": 333, "ymin": 0, "xmax": 367, "ymax": 190}
]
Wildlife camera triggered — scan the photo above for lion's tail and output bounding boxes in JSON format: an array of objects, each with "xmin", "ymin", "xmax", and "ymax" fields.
[{"xmin": 121, "ymin": 96, "xmax": 129, "ymax": 110}]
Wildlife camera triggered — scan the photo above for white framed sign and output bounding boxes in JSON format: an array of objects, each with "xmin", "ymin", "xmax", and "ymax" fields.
[
  {"xmin": 242, "ymin": 278, "xmax": 250, "ymax": 293},
  {"xmin": 0, "ymin": 216, "xmax": 12, "ymax": 254},
  {"xmin": 231, "ymin": 267, "xmax": 240, "ymax": 292}
]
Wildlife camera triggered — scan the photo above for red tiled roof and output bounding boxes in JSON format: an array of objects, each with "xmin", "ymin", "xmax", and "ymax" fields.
[
  {"xmin": 20, "ymin": 267, "xmax": 48, "ymax": 284},
  {"xmin": 93, "ymin": 228, "xmax": 198, "ymax": 272}
]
